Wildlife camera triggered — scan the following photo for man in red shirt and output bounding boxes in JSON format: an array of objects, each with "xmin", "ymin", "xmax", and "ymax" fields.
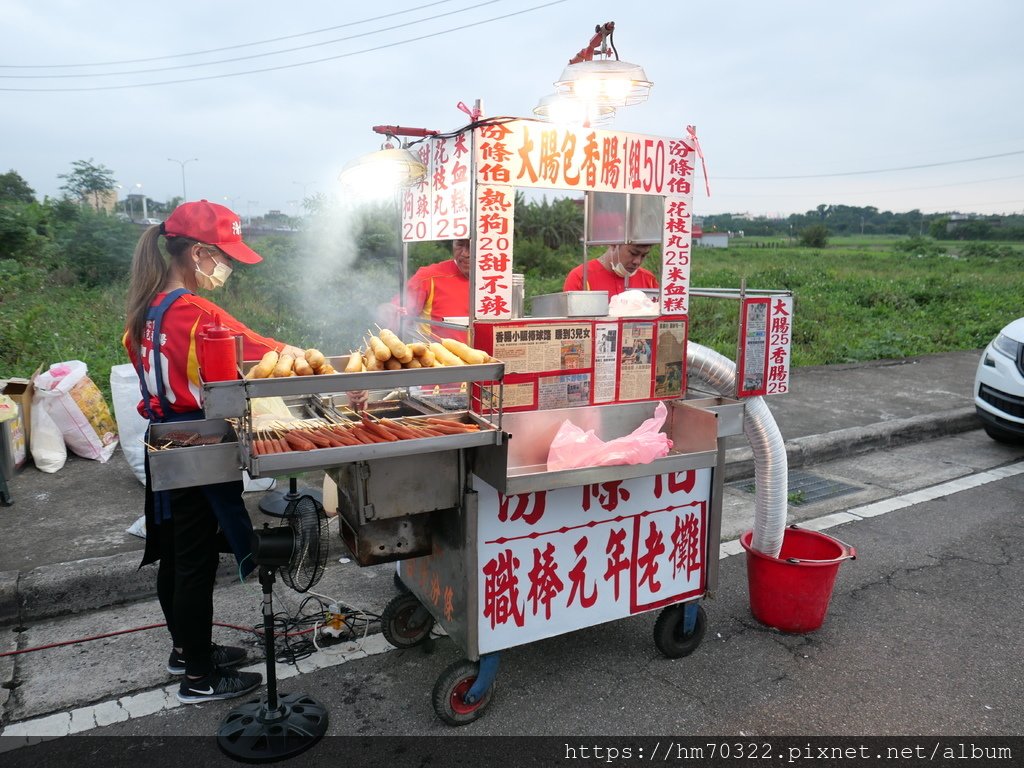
[
  {"xmin": 563, "ymin": 242, "xmax": 658, "ymax": 297},
  {"xmin": 379, "ymin": 239, "xmax": 470, "ymax": 342}
]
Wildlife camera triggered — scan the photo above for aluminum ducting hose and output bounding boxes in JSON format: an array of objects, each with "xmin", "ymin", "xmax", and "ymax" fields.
[{"xmin": 687, "ymin": 342, "xmax": 787, "ymax": 557}]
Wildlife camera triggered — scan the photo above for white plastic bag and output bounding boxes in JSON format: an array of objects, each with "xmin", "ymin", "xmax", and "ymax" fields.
[
  {"xmin": 547, "ymin": 401, "xmax": 673, "ymax": 471},
  {"xmin": 34, "ymin": 361, "xmax": 119, "ymax": 463},
  {"xmin": 608, "ymin": 289, "xmax": 659, "ymax": 317},
  {"xmin": 126, "ymin": 514, "xmax": 147, "ymax": 539},
  {"xmin": 110, "ymin": 364, "xmax": 149, "ymax": 484},
  {"xmin": 30, "ymin": 396, "xmax": 67, "ymax": 473}
]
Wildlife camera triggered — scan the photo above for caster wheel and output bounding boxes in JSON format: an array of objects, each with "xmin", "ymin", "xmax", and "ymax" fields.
[
  {"xmin": 432, "ymin": 659, "xmax": 494, "ymax": 726},
  {"xmin": 380, "ymin": 592, "xmax": 434, "ymax": 649},
  {"xmin": 653, "ymin": 603, "xmax": 707, "ymax": 658}
]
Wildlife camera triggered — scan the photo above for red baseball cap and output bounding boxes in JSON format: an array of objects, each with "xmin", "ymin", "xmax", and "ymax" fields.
[{"xmin": 162, "ymin": 199, "xmax": 262, "ymax": 264}]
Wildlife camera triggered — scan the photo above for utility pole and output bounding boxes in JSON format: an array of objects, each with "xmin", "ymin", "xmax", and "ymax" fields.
[
  {"xmin": 135, "ymin": 183, "xmax": 147, "ymax": 220},
  {"xmin": 168, "ymin": 157, "xmax": 198, "ymax": 201}
]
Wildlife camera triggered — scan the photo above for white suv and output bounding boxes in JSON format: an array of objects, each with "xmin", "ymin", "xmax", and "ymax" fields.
[{"xmin": 975, "ymin": 318, "xmax": 1024, "ymax": 443}]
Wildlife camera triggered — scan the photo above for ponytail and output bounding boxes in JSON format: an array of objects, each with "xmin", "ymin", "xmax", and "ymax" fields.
[
  {"xmin": 126, "ymin": 227, "xmax": 202, "ymax": 351},
  {"xmin": 125, "ymin": 226, "xmax": 169, "ymax": 351}
]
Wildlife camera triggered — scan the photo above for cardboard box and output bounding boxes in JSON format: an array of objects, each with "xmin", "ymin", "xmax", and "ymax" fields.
[{"xmin": 1, "ymin": 366, "xmax": 41, "ymax": 477}]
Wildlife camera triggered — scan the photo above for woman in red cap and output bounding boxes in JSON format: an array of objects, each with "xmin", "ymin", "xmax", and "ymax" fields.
[{"xmin": 123, "ymin": 200, "xmax": 306, "ymax": 704}]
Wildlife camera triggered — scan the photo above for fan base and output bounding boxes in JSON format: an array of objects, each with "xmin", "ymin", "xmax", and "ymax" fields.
[{"xmin": 217, "ymin": 692, "xmax": 328, "ymax": 763}]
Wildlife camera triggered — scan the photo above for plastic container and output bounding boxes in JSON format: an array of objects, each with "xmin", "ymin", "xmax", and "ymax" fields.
[
  {"xmin": 740, "ymin": 526, "xmax": 856, "ymax": 633},
  {"xmin": 200, "ymin": 314, "xmax": 239, "ymax": 382}
]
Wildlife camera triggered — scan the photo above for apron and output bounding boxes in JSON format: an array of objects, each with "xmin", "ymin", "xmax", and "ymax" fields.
[{"xmin": 136, "ymin": 289, "xmax": 254, "ymax": 576}]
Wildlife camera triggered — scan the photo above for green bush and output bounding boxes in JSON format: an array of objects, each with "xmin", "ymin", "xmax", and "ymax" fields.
[{"xmin": 799, "ymin": 224, "xmax": 829, "ymax": 249}]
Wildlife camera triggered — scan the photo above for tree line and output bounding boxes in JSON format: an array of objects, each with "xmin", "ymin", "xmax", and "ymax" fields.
[
  {"xmin": 4, "ymin": 159, "xmax": 1021, "ymax": 295},
  {"xmin": 703, "ymin": 203, "xmax": 1024, "ymax": 241}
]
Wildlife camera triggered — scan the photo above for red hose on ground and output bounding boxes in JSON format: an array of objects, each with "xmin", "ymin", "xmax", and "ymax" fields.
[{"xmin": 0, "ymin": 621, "xmax": 316, "ymax": 658}]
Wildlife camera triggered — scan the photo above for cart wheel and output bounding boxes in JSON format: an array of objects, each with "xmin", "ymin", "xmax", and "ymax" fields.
[
  {"xmin": 432, "ymin": 660, "xmax": 495, "ymax": 726},
  {"xmin": 380, "ymin": 592, "xmax": 435, "ymax": 649},
  {"xmin": 653, "ymin": 603, "xmax": 707, "ymax": 659}
]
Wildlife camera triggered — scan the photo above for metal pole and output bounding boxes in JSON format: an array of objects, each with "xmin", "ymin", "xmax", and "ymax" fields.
[
  {"xmin": 168, "ymin": 158, "xmax": 198, "ymax": 202},
  {"xmin": 260, "ymin": 569, "xmax": 279, "ymax": 709}
]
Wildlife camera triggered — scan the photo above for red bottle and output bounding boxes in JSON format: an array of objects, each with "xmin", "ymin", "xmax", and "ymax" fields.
[{"xmin": 200, "ymin": 313, "xmax": 239, "ymax": 382}]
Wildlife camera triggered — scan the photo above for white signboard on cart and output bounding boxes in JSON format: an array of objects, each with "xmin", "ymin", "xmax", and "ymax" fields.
[
  {"xmin": 401, "ymin": 134, "xmax": 472, "ymax": 242},
  {"xmin": 472, "ymin": 469, "xmax": 712, "ymax": 653}
]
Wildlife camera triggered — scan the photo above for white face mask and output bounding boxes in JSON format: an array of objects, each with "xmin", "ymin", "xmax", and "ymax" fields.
[
  {"xmin": 195, "ymin": 259, "xmax": 232, "ymax": 290},
  {"xmin": 611, "ymin": 261, "xmax": 630, "ymax": 278}
]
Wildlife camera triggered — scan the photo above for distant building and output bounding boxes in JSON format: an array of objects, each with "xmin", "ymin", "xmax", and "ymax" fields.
[
  {"xmin": 94, "ymin": 189, "xmax": 118, "ymax": 214},
  {"xmin": 696, "ymin": 231, "xmax": 730, "ymax": 248},
  {"xmin": 690, "ymin": 220, "xmax": 730, "ymax": 248}
]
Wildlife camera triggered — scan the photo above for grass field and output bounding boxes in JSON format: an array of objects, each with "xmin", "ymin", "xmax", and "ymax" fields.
[
  {"xmin": 2, "ymin": 235, "xmax": 1020, "ymax": 401},
  {"xmin": 688, "ymin": 236, "xmax": 1023, "ymax": 365}
]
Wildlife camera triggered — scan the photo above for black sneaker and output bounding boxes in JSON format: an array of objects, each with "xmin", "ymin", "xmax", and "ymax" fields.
[
  {"xmin": 167, "ymin": 643, "xmax": 248, "ymax": 675},
  {"xmin": 176, "ymin": 669, "xmax": 262, "ymax": 704}
]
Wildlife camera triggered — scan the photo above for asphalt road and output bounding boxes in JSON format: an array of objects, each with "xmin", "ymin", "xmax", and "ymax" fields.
[{"xmin": 22, "ymin": 469, "xmax": 1021, "ymax": 743}]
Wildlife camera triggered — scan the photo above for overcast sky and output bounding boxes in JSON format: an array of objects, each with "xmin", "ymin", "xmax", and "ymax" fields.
[{"xmin": 3, "ymin": 0, "xmax": 1022, "ymax": 219}]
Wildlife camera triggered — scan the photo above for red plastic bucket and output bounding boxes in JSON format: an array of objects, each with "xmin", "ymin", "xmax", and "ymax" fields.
[{"xmin": 740, "ymin": 526, "xmax": 856, "ymax": 633}]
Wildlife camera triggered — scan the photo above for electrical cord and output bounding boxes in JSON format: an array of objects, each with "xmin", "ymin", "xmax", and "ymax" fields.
[
  {"xmin": 404, "ymin": 115, "xmax": 521, "ymax": 147},
  {"xmin": 5, "ymin": 516, "xmax": 381, "ymax": 662},
  {"xmin": 0, "ymin": 623, "xmax": 169, "ymax": 658},
  {"xmin": 265, "ymin": 590, "xmax": 381, "ymax": 664},
  {"xmin": 1, "ymin": 591, "xmax": 380, "ymax": 661}
]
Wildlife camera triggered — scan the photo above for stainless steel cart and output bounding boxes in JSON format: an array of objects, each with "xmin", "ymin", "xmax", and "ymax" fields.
[
  {"xmin": 147, "ymin": 361, "xmax": 741, "ymax": 725},
  {"xmin": 365, "ymin": 394, "xmax": 743, "ymax": 725}
]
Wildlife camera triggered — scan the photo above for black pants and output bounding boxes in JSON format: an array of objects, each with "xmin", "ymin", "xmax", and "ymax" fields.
[{"xmin": 156, "ymin": 486, "xmax": 220, "ymax": 677}]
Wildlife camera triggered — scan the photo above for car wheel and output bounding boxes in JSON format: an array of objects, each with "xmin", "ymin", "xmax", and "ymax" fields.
[{"xmin": 983, "ymin": 423, "xmax": 1024, "ymax": 445}]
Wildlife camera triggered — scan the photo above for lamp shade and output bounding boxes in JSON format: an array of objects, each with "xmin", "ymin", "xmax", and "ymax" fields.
[
  {"xmin": 338, "ymin": 147, "xmax": 427, "ymax": 194},
  {"xmin": 533, "ymin": 92, "xmax": 616, "ymax": 126},
  {"xmin": 555, "ymin": 59, "xmax": 652, "ymax": 107}
]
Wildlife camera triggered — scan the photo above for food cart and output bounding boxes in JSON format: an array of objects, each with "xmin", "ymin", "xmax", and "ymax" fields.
[
  {"xmin": 148, "ymin": 40, "xmax": 797, "ymax": 724},
  {"xmin": 369, "ymin": 116, "xmax": 749, "ymax": 725}
]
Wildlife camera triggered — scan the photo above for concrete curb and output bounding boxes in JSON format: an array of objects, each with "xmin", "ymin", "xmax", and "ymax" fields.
[
  {"xmin": 1, "ymin": 409, "xmax": 982, "ymax": 625},
  {"xmin": 0, "ymin": 555, "xmax": 238, "ymax": 627},
  {"xmin": 723, "ymin": 407, "xmax": 980, "ymax": 482}
]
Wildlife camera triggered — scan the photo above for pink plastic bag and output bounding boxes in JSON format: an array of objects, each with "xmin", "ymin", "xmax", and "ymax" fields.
[{"xmin": 546, "ymin": 401, "xmax": 673, "ymax": 471}]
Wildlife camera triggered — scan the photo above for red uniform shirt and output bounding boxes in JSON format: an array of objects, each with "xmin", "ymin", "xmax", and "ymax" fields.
[
  {"xmin": 404, "ymin": 259, "xmax": 469, "ymax": 342},
  {"xmin": 563, "ymin": 258, "xmax": 659, "ymax": 297},
  {"xmin": 124, "ymin": 292, "xmax": 283, "ymax": 420}
]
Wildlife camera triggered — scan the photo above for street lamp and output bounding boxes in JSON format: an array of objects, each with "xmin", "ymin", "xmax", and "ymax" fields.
[
  {"xmin": 135, "ymin": 183, "xmax": 148, "ymax": 221},
  {"xmin": 167, "ymin": 157, "xmax": 198, "ymax": 201},
  {"xmin": 554, "ymin": 22, "xmax": 652, "ymax": 109}
]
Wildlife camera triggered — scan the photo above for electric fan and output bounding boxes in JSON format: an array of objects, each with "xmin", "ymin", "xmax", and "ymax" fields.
[{"xmin": 217, "ymin": 494, "xmax": 331, "ymax": 763}]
